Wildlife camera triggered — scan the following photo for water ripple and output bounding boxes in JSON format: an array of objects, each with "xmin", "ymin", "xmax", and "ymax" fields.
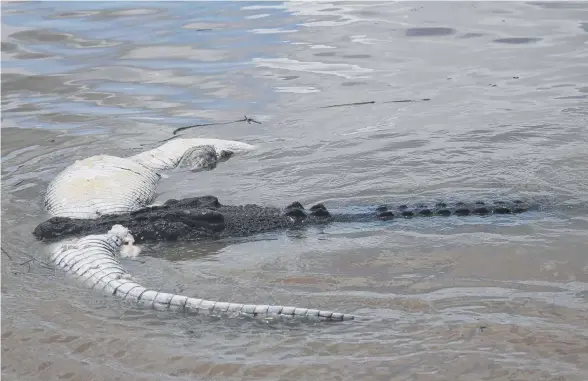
[{"xmin": 2, "ymin": 1, "xmax": 588, "ymax": 381}]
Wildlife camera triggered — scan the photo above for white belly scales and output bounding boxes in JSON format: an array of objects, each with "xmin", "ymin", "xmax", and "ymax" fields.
[{"xmin": 44, "ymin": 138, "xmax": 255, "ymax": 219}]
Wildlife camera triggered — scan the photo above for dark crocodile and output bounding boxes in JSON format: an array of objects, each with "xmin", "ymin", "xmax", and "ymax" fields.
[{"xmin": 33, "ymin": 196, "xmax": 534, "ymax": 243}]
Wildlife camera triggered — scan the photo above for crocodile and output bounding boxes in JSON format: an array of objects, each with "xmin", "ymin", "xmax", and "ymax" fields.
[
  {"xmin": 38, "ymin": 138, "xmax": 355, "ymax": 322},
  {"xmin": 37, "ymin": 136, "xmax": 543, "ymax": 323},
  {"xmin": 34, "ymin": 196, "xmax": 534, "ymax": 243}
]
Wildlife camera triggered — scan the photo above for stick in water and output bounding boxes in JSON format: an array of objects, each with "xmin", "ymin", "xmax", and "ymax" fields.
[
  {"xmin": 320, "ymin": 98, "xmax": 430, "ymax": 109},
  {"xmin": 173, "ymin": 115, "xmax": 261, "ymax": 135}
]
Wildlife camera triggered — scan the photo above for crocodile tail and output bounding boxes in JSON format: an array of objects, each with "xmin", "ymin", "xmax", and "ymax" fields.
[
  {"xmin": 374, "ymin": 200, "xmax": 533, "ymax": 220},
  {"xmin": 49, "ymin": 225, "xmax": 353, "ymax": 321}
]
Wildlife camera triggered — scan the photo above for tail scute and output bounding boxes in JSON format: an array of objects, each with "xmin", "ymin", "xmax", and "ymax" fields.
[{"xmin": 375, "ymin": 200, "xmax": 531, "ymax": 220}]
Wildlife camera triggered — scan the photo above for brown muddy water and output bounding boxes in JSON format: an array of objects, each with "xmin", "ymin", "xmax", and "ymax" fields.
[{"xmin": 2, "ymin": 2, "xmax": 588, "ymax": 380}]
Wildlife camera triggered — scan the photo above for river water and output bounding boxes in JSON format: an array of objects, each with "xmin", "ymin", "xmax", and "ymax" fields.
[{"xmin": 2, "ymin": 2, "xmax": 588, "ymax": 380}]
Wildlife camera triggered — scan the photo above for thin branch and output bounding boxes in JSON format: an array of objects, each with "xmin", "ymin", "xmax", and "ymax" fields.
[
  {"xmin": 2, "ymin": 247, "xmax": 14, "ymax": 276},
  {"xmin": 173, "ymin": 115, "xmax": 261, "ymax": 136},
  {"xmin": 18, "ymin": 254, "xmax": 53, "ymax": 270},
  {"xmin": 147, "ymin": 97, "xmax": 430, "ymax": 144},
  {"xmin": 139, "ymin": 135, "xmax": 179, "ymax": 147},
  {"xmin": 382, "ymin": 98, "xmax": 430, "ymax": 103},
  {"xmin": 1, "ymin": 247, "xmax": 12, "ymax": 261},
  {"xmin": 321, "ymin": 98, "xmax": 430, "ymax": 109},
  {"xmin": 2, "ymin": 244, "xmax": 53, "ymax": 272},
  {"xmin": 320, "ymin": 101, "xmax": 376, "ymax": 109}
]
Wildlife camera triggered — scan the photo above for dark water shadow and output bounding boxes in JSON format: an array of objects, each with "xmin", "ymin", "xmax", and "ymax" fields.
[
  {"xmin": 405, "ymin": 27, "xmax": 455, "ymax": 37},
  {"xmin": 493, "ymin": 37, "xmax": 542, "ymax": 44}
]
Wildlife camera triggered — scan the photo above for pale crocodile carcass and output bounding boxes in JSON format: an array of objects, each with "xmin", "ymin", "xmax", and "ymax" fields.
[
  {"xmin": 41, "ymin": 138, "xmax": 355, "ymax": 321},
  {"xmin": 45, "ymin": 138, "xmax": 249, "ymax": 219}
]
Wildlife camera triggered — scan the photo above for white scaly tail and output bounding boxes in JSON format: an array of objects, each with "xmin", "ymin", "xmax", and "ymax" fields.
[
  {"xmin": 44, "ymin": 138, "xmax": 354, "ymax": 321},
  {"xmin": 50, "ymin": 225, "xmax": 352, "ymax": 320}
]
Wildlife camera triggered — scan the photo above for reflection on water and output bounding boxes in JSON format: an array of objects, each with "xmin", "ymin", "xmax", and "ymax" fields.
[
  {"xmin": 2, "ymin": 1, "xmax": 298, "ymax": 133},
  {"xmin": 2, "ymin": 1, "xmax": 588, "ymax": 381}
]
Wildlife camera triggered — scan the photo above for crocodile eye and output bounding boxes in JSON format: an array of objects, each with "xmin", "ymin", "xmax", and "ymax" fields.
[{"xmin": 285, "ymin": 208, "xmax": 307, "ymax": 223}]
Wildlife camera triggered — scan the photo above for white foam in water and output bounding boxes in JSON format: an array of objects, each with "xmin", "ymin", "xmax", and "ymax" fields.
[
  {"xmin": 240, "ymin": 4, "xmax": 287, "ymax": 11},
  {"xmin": 274, "ymin": 86, "xmax": 321, "ymax": 94},
  {"xmin": 245, "ymin": 13, "xmax": 270, "ymax": 20},
  {"xmin": 249, "ymin": 28, "xmax": 298, "ymax": 35},
  {"xmin": 310, "ymin": 44, "xmax": 337, "ymax": 49},
  {"xmin": 252, "ymin": 57, "xmax": 374, "ymax": 80}
]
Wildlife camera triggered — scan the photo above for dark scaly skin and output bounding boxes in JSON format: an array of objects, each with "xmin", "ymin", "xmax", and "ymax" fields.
[{"xmin": 33, "ymin": 196, "xmax": 534, "ymax": 243}]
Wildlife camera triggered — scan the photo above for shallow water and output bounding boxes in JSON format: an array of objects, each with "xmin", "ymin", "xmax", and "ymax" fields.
[{"xmin": 2, "ymin": 1, "xmax": 588, "ymax": 380}]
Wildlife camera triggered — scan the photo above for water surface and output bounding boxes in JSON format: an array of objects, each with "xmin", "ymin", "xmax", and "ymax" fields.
[{"xmin": 2, "ymin": 2, "xmax": 588, "ymax": 380}]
